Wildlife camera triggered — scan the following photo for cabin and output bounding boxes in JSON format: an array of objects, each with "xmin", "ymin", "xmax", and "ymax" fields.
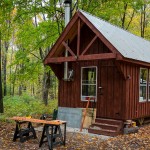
[{"xmin": 44, "ymin": 10, "xmax": 150, "ymax": 136}]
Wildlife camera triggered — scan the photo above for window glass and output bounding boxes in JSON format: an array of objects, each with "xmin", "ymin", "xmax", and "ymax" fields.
[
  {"xmin": 139, "ymin": 68, "xmax": 148, "ymax": 102},
  {"xmin": 148, "ymin": 69, "xmax": 150, "ymax": 101},
  {"xmin": 81, "ymin": 67, "xmax": 97, "ymax": 101}
]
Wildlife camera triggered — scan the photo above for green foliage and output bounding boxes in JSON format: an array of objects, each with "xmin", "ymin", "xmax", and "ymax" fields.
[
  {"xmin": 0, "ymin": 94, "xmax": 58, "ymax": 121},
  {"xmin": 0, "ymin": 0, "xmax": 150, "ymax": 111}
]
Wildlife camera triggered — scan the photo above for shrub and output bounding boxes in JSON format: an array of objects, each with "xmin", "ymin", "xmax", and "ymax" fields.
[{"xmin": 0, "ymin": 94, "xmax": 58, "ymax": 122}]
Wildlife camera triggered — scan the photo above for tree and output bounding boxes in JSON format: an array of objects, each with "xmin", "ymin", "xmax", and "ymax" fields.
[
  {"xmin": 10, "ymin": 0, "xmax": 61, "ymax": 104},
  {"xmin": 0, "ymin": 32, "xmax": 4, "ymax": 113},
  {"xmin": 0, "ymin": 0, "xmax": 149, "ymax": 107}
]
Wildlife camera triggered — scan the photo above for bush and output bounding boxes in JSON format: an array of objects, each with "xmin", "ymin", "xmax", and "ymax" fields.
[{"xmin": 0, "ymin": 94, "xmax": 58, "ymax": 122}]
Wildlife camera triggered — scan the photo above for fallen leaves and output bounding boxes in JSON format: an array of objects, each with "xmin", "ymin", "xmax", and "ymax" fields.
[
  {"xmin": 0, "ymin": 122, "xmax": 150, "ymax": 150},
  {"xmin": 99, "ymin": 125, "xmax": 150, "ymax": 150}
]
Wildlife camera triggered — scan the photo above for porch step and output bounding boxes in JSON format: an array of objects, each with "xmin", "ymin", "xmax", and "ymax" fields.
[
  {"xmin": 95, "ymin": 118, "xmax": 123, "ymax": 126},
  {"xmin": 88, "ymin": 118, "xmax": 123, "ymax": 137},
  {"xmin": 88, "ymin": 128, "xmax": 122, "ymax": 137},
  {"xmin": 91, "ymin": 123, "xmax": 119, "ymax": 131}
]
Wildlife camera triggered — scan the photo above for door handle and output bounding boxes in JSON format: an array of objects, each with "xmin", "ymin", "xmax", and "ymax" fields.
[
  {"xmin": 98, "ymin": 87, "xmax": 103, "ymax": 89},
  {"xmin": 98, "ymin": 87, "xmax": 103, "ymax": 95}
]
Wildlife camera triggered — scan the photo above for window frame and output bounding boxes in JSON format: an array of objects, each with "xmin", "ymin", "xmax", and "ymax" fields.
[
  {"xmin": 139, "ymin": 68, "xmax": 149, "ymax": 102},
  {"xmin": 148, "ymin": 69, "xmax": 150, "ymax": 102},
  {"xmin": 81, "ymin": 66, "xmax": 97, "ymax": 102}
]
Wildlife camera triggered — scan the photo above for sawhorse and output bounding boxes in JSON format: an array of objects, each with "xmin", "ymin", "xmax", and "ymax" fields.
[
  {"xmin": 10, "ymin": 116, "xmax": 67, "ymax": 149},
  {"xmin": 13, "ymin": 121, "xmax": 37, "ymax": 142},
  {"xmin": 39, "ymin": 122, "xmax": 66, "ymax": 150}
]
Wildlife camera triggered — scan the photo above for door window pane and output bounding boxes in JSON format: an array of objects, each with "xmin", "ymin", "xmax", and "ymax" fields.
[
  {"xmin": 139, "ymin": 68, "xmax": 148, "ymax": 102},
  {"xmin": 81, "ymin": 67, "xmax": 97, "ymax": 101}
]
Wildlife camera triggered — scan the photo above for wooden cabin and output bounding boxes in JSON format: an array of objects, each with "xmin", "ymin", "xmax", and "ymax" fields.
[{"xmin": 44, "ymin": 10, "xmax": 150, "ymax": 136}]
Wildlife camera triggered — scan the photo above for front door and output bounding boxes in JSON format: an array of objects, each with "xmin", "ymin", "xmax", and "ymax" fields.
[{"xmin": 96, "ymin": 61, "xmax": 122, "ymax": 119}]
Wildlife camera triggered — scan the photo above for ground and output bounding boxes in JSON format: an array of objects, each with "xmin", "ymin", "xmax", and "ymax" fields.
[{"xmin": 0, "ymin": 122, "xmax": 150, "ymax": 150}]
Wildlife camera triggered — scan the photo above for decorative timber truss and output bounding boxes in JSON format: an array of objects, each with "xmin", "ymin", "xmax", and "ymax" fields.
[{"xmin": 44, "ymin": 11, "xmax": 122, "ymax": 65}]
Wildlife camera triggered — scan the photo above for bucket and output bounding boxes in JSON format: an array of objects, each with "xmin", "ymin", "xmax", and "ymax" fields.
[{"xmin": 132, "ymin": 121, "xmax": 136, "ymax": 127}]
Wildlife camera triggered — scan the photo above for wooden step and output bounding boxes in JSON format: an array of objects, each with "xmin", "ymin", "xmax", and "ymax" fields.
[
  {"xmin": 91, "ymin": 123, "xmax": 119, "ymax": 131},
  {"xmin": 88, "ymin": 128, "xmax": 122, "ymax": 137},
  {"xmin": 95, "ymin": 118, "xmax": 123, "ymax": 126},
  {"xmin": 88, "ymin": 118, "xmax": 124, "ymax": 136}
]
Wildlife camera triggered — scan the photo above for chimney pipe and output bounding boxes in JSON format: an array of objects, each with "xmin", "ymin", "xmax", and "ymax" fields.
[
  {"xmin": 64, "ymin": 0, "xmax": 71, "ymax": 25},
  {"xmin": 64, "ymin": 0, "xmax": 72, "ymax": 80}
]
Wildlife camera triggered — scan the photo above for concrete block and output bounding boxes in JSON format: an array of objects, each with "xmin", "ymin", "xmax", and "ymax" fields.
[
  {"xmin": 57, "ymin": 107, "xmax": 82, "ymax": 128},
  {"xmin": 124, "ymin": 126, "xmax": 139, "ymax": 134},
  {"xmin": 57, "ymin": 107, "xmax": 96, "ymax": 129}
]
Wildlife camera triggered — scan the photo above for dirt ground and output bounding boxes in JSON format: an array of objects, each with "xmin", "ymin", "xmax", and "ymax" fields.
[{"xmin": 0, "ymin": 122, "xmax": 150, "ymax": 150}]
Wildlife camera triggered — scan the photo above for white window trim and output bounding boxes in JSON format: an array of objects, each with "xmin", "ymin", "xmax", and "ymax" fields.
[
  {"xmin": 139, "ymin": 68, "xmax": 148, "ymax": 102},
  {"xmin": 81, "ymin": 66, "xmax": 97, "ymax": 102},
  {"xmin": 147, "ymin": 69, "xmax": 150, "ymax": 102}
]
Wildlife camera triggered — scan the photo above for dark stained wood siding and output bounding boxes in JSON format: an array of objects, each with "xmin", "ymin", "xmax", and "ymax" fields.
[
  {"xmin": 46, "ymin": 11, "xmax": 150, "ymax": 121},
  {"xmin": 58, "ymin": 60, "xmax": 150, "ymax": 120},
  {"xmin": 58, "ymin": 60, "xmax": 83, "ymax": 109},
  {"xmin": 68, "ymin": 23, "xmax": 111, "ymax": 56},
  {"xmin": 58, "ymin": 61, "xmax": 99, "ymax": 109},
  {"xmin": 58, "ymin": 60, "xmax": 126, "ymax": 120},
  {"xmin": 120, "ymin": 62, "xmax": 150, "ymax": 120},
  {"xmin": 52, "ymin": 19, "xmax": 150, "ymax": 121},
  {"xmin": 96, "ymin": 60, "xmax": 125, "ymax": 119}
]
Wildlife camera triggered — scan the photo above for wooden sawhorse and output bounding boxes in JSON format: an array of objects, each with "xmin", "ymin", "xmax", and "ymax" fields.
[
  {"xmin": 39, "ymin": 122, "xmax": 66, "ymax": 150},
  {"xmin": 13, "ymin": 121, "xmax": 37, "ymax": 142},
  {"xmin": 10, "ymin": 117, "xmax": 67, "ymax": 150}
]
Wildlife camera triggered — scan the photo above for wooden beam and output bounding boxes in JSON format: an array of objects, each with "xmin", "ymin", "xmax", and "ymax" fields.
[
  {"xmin": 47, "ymin": 13, "xmax": 79, "ymax": 58},
  {"xmin": 77, "ymin": 19, "xmax": 81, "ymax": 56},
  {"xmin": 115, "ymin": 61, "xmax": 126, "ymax": 80},
  {"xmin": 62, "ymin": 41, "xmax": 76, "ymax": 57},
  {"xmin": 44, "ymin": 56, "xmax": 77, "ymax": 64},
  {"xmin": 120, "ymin": 58, "xmax": 150, "ymax": 67},
  {"xmin": 78, "ymin": 53, "xmax": 116, "ymax": 61},
  {"xmin": 78, "ymin": 12, "xmax": 117, "ymax": 54},
  {"xmin": 81, "ymin": 35, "xmax": 97, "ymax": 55}
]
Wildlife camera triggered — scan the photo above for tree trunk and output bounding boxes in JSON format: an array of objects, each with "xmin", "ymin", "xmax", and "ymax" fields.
[
  {"xmin": 0, "ymin": 33, "xmax": 4, "ymax": 113},
  {"xmin": 121, "ymin": 3, "xmax": 128, "ymax": 29},
  {"xmin": 141, "ymin": 4, "xmax": 146, "ymax": 38},
  {"xmin": 42, "ymin": 70, "xmax": 50, "ymax": 106},
  {"xmin": 3, "ymin": 41, "xmax": 9, "ymax": 96},
  {"xmin": 12, "ymin": 64, "xmax": 18, "ymax": 96},
  {"xmin": 31, "ymin": 84, "xmax": 35, "ymax": 96},
  {"xmin": 9, "ymin": 45, "xmax": 13, "ymax": 95},
  {"xmin": 18, "ymin": 85, "xmax": 22, "ymax": 96}
]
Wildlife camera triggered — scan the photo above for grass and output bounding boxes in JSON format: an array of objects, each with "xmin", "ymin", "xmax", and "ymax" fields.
[{"xmin": 0, "ymin": 93, "xmax": 58, "ymax": 122}]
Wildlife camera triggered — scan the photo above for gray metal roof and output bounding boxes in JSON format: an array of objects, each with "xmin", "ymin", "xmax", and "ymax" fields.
[{"xmin": 80, "ymin": 10, "xmax": 150, "ymax": 63}]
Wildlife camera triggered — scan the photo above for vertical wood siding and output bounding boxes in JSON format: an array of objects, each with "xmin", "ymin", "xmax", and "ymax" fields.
[
  {"xmin": 120, "ymin": 62, "xmax": 150, "ymax": 120},
  {"xmin": 96, "ymin": 60, "xmax": 125, "ymax": 119},
  {"xmin": 57, "ymin": 22, "xmax": 150, "ymax": 120},
  {"xmin": 58, "ymin": 60, "xmax": 150, "ymax": 120},
  {"xmin": 58, "ymin": 60, "xmax": 125, "ymax": 120}
]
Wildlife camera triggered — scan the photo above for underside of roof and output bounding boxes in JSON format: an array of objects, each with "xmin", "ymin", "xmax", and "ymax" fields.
[
  {"xmin": 80, "ymin": 10, "xmax": 150, "ymax": 64},
  {"xmin": 44, "ymin": 10, "xmax": 150, "ymax": 65}
]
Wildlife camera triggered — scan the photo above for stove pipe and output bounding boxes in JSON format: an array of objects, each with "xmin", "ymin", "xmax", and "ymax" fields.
[{"xmin": 64, "ymin": 0, "xmax": 72, "ymax": 80}]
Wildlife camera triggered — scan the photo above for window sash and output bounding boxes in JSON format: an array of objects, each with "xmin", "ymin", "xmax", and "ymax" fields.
[
  {"xmin": 139, "ymin": 68, "xmax": 148, "ymax": 102},
  {"xmin": 148, "ymin": 69, "xmax": 150, "ymax": 101},
  {"xmin": 81, "ymin": 66, "xmax": 97, "ymax": 101}
]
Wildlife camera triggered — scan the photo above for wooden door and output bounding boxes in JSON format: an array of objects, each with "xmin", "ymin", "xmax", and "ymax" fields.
[{"xmin": 96, "ymin": 61, "xmax": 123, "ymax": 119}]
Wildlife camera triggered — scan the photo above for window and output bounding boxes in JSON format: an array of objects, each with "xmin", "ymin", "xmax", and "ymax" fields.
[
  {"xmin": 148, "ymin": 69, "xmax": 150, "ymax": 101},
  {"xmin": 81, "ymin": 67, "xmax": 97, "ymax": 101},
  {"xmin": 139, "ymin": 68, "xmax": 150, "ymax": 102}
]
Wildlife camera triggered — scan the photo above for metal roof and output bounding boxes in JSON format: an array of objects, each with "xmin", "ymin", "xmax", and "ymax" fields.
[{"xmin": 80, "ymin": 10, "xmax": 150, "ymax": 63}]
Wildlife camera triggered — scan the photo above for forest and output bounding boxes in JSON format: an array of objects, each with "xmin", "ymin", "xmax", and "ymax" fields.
[{"xmin": 0, "ymin": 0, "xmax": 150, "ymax": 116}]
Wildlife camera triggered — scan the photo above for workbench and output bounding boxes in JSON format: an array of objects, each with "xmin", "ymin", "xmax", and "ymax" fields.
[{"xmin": 10, "ymin": 116, "xmax": 67, "ymax": 150}]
